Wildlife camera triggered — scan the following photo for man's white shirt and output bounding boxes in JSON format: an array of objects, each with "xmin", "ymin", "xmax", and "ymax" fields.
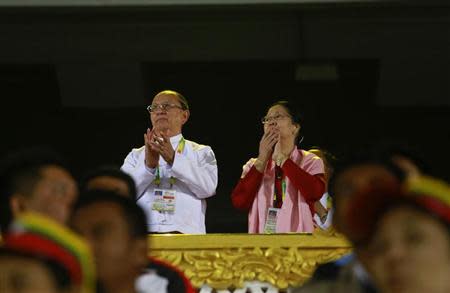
[{"xmin": 121, "ymin": 134, "xmax": 218, "ymax": 234}]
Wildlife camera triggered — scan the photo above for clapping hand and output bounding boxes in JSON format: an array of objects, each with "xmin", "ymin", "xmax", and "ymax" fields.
[
  {"xmin": 149, "ymin": 129, "xmax": 176, "ymax": 165},
  {"xmin": 144, "ymin": 128, "xmax": 159, "ymax": 168}
]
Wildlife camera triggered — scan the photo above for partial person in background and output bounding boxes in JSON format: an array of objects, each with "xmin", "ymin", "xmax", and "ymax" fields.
[
  {"xmin": 80, "ymin": 166, "xmax": 196, "ymax": 293},
  {"xmin": 0, "ymin": 147, "xmax": 78, "ymax": 235},
  {"xmin": 308, "ymin": 147, "xmax": 336, "ymax": 230},
  {"xmin": 2, "ymin": 211, "xmax": 96, "ymax": 293},
  {"xmin": 293, "ymin": 144, "xmax": 427, "ymax": 293},
  {"xmin": 81, "ymin": 165, "xmax": 137, "ymax": 199},
  {"xmin": 231, "ymin": 100, "xmax": 325, "ymax": 233},
  {"xmin": 0, "ymin": 248, "xmax": 68, "ymax": 293},
  {"xmin": 346, "ymin": 176, "xmax": 450, "ymax": 293},
  {"xmin": 121, "ymin": 90, "xmax": 218, "ymax": 234},
  {"xmin": 71, "ymin": 190, "xmax": 149, "ymax": 293}
]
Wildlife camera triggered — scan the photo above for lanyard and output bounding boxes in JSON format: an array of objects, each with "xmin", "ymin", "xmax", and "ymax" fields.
[
  {"xmin": 273, "ymin": 166, "xmax": 286, "ymax": 207},
  {"xmin": 273, "ymin": 180, "xmax": 286, "ymax": 205},
  {"xmin": 153, "ymin": 137, "xmax": 185, "ymax": 187}
]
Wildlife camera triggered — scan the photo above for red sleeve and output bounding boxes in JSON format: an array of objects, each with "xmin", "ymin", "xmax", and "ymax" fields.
[
  {"xmin": 231, "ymin": 166, "xmax": 263, "ymax": 211},
  {"xmin": 281, "ymin": 159, "xmax": 325, "ymax": 203}
]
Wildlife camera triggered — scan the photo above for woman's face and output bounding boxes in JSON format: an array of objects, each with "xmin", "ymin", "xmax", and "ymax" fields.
[
  {"xmin": 263, "ymin": 105, "xmax": 299, "ymax": 140},
  {"xmin": 368, "ymin": 206, "xmax": 450, "ymax": 293}
]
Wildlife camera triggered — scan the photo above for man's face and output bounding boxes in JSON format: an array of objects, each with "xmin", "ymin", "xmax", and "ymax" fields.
[
  {"xmin": 70, "ymin": 202, "xmax": 137, "ymax": 285},
  {"xmin": 149, "ymin": 93, "xmax": 189, "ymax": 135},
  {"xmin": 0, "ymin": 255, "xmax": 60, "ymax": 293},
  {"xmin": 21, "ymin": 165, "xmax": 78, "ymax": 224}
]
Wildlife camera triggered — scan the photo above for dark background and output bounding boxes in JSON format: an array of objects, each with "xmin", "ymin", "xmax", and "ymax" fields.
[{"xmin": 0, "ymin": 1, "xmax": 449, "ymax": 232}]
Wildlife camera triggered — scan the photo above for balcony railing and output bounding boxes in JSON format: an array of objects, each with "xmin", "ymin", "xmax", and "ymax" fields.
[{"xmin": 148, "ymin": 229, "xmax": 351, "ymax": 292}]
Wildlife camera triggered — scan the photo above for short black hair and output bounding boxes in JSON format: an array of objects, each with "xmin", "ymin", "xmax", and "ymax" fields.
[
  {"xmin": 0, "ymin": 147, "xmax": 69, "ymax": 232},
  {"xmin": 80, "ymin": 165, "xmax": 137, "ymax": 200},
  {"xmin": 72, "ymin": 190, "xmax": 147, "ymax": 239},
  {"xmin": 0, "ymin": 247, "xmax": 72, "ymax": 291}
]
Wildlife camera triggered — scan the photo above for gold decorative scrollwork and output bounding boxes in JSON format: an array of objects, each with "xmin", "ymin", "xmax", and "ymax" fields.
[{"xmin": 149, "ymin": 233, "xmax": 352, "ymax": 290}]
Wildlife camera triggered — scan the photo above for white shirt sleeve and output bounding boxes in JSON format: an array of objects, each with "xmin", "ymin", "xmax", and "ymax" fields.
[
  {"xmin": 121, "ymin": 147, "xmax": 156, "ymax": 199},
  {"xmin": 171, "ymin": 145, "xmax": 218, "ymax": 199},
  {"xmin": 313, "ymin": 193, "xmax": 333, "ymax": 230}
]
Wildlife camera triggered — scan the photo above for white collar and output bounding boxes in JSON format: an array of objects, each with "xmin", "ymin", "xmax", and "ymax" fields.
[{"xmin": 169, "ymin": 133, "xmax": 183, "ymax": 146}]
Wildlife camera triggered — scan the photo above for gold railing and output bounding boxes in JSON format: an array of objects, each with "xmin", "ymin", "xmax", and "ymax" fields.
[{"xmin": 148, "ymin": 230, "xmax": 351, "ymax": 290}]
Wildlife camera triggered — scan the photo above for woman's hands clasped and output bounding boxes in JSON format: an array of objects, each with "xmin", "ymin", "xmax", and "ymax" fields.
[{"xmin": 255, "ymin": 130, "xmax": 279, "ymax": 172}]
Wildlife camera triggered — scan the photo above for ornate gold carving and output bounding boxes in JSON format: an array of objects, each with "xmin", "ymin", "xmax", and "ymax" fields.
[{"xmin": 148, "ymin": 233, "xmax": 352, "ymax": 290}]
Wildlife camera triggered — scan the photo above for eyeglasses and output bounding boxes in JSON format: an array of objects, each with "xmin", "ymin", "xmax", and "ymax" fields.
[
  {"xmin": 147, "ymin": 103, "xmax": 184, "ymax": 113},
  {"xmin": 261, "ymin": 114, "xmax": 290, "ymax": 124}
]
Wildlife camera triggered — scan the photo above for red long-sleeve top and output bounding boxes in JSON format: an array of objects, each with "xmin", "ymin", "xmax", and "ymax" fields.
[{"xmin": 231, "ymin": 158, "xmax": 325, "ymax": 213}]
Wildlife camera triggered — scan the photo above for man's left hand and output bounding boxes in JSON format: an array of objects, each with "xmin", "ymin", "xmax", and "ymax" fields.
[{"xmin": 150, "ymin": 130, "xmax": 175, "ymax": 165}]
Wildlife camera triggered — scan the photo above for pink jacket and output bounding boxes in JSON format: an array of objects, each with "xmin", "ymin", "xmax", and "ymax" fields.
[{"xmin": 241, "ymin": 149, "xmax": 324, "ymax": 233}]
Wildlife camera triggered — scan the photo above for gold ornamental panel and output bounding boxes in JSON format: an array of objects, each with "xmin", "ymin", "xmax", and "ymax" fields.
[{"xmin": 148, "ymin": 230, "xmax": 352, "ymax": 290}]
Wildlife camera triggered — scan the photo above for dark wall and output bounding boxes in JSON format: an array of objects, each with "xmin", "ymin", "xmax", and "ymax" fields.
[{"xmin": 0, "ymin": 2, "xmax": 449, "ymax": 232}]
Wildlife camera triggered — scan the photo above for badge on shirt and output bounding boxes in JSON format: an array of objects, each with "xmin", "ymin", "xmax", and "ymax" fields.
[
  {"xmin": 263, "ymin": 207, "xmax": 280, "ymax": 234},
  {"xmin": 151, "ymin": 189, "xmax": 176, "ymax": 213}
]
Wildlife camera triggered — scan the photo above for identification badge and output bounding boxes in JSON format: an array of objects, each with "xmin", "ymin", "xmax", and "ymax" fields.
[
  {"xmin": 263, "ymin": 207, "xmax": 280, "ymax": 234},
  {"xmin": 151, "ymin": 189, "xmax": 176, "ymax": 213}
]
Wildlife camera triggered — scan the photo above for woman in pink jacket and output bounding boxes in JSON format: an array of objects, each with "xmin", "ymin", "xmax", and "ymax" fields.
[{"xmin": 231, "ymin": 100, "xmax": 325, "ymax": 233}]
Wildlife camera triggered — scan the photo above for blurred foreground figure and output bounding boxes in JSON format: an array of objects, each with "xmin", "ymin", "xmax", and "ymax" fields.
[
  {"xmin": 80, "ymin": 167, "xmax": 195, "ymax": 293},
  {"xmin": 293, "ymin": 144, "xmax": 425, "ymax": 293},
  {"xmin": 347, "ymin": 176, "xmax": 450, "ymax": 293},
  {"xmin": 81, "ymin": 165, "xmax": 137, "ymax": 199},
  {"xmin": 70, "ymin": 190, "xmax": 195, "ymax": 293},
  {"xmin": 0, "ymin": 248, "xmax": 67, "ymax": 293},
  {"xmin": 2, "ymin": 212, "xmax": 96, "ymax": 293},
  {"xmin": 0, "ymin": 147, "xmax": 77, "ymax": 234}
]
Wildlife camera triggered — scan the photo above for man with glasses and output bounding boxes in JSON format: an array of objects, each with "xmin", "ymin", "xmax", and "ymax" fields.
[{"xmin": 121, "ymin": 90, "xmax": 218, "ymax": 234}]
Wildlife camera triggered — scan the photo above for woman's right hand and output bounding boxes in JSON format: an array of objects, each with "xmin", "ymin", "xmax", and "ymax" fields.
[{"xmin": 256, "ymin": 130, "xmax": 278, "ymax": 171}]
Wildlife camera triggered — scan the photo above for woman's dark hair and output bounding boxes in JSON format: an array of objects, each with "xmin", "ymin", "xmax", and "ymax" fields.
[
  {"xmin": 269, "ymin": 100, "xmax": 303, "ymax": 126},
  {"xmin": 268, "ymin": 100, "xmax": 304, "ymax": 145}
]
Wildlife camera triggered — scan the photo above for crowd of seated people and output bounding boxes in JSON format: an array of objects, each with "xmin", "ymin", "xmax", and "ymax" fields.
[{"xmin": 0, "ymin": 147, "xmax": 195, "ymax": 293}]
